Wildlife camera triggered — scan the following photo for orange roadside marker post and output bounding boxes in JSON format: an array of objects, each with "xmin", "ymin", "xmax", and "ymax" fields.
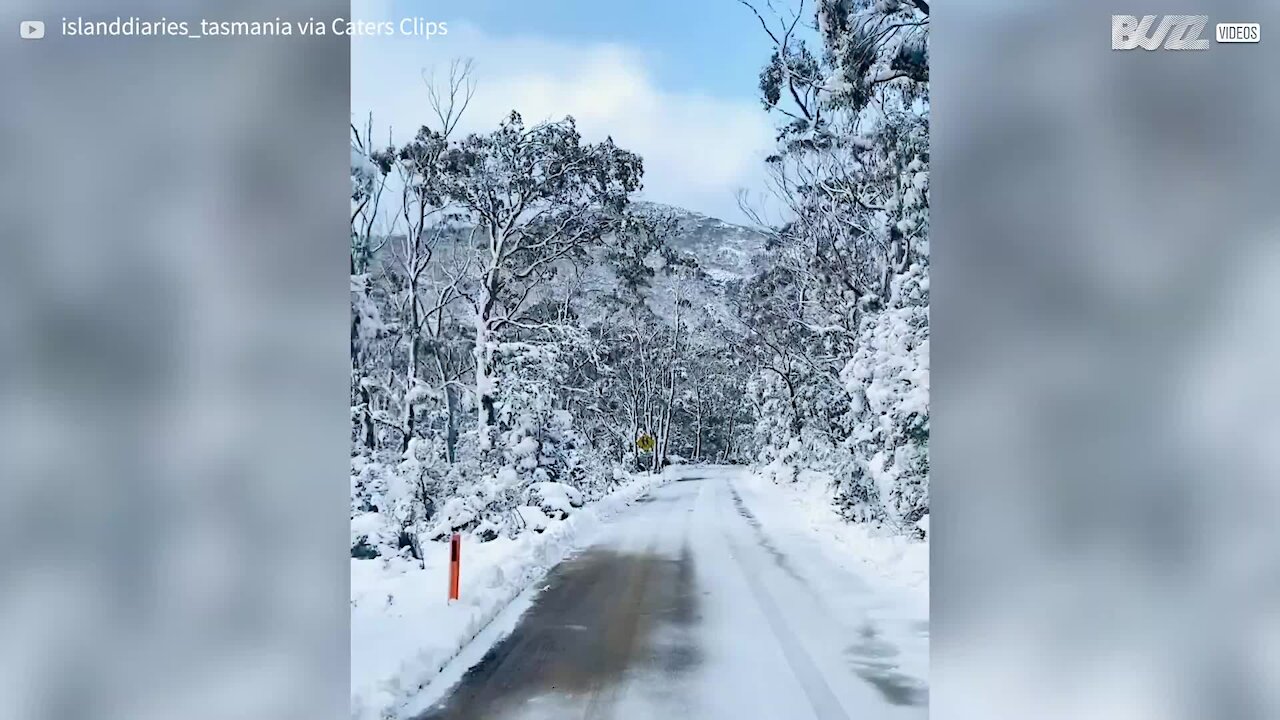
[{"xmin": 448, "ymin": 533, "xmax": 461, "ymax": 602}]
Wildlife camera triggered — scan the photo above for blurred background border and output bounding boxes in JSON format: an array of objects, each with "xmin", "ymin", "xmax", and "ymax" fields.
[
  {"xmin": 1, "ymin": 1, "xmax": 351, "ymax": 719},
  {"xmin": 933, "ymin": 1, "xmax": 1280, "ymax": 718}
]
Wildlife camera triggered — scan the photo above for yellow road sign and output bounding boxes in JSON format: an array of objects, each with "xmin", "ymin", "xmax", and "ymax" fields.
[{"xmin": 636, "ymin": 433, "xmax": 655, "ymax": 452}]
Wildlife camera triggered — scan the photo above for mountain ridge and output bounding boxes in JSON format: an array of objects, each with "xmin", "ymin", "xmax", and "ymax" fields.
[{"xmin": 629, "ymin": 200, "xmax": 769, "ymax": 282}]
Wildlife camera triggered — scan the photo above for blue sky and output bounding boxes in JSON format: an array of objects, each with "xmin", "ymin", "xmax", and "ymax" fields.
[
  {"xmin": 397, "ymin": 0, "xmax": 776, "ymax": 101},
  {"xmin": 352, "ymin": 0, "xmax": 784, "ymax": 223}
]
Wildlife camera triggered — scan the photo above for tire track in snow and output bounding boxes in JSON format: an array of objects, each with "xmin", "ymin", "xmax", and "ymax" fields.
[
  {"xmin": 725, "ymin": 481, "xmax": 927, "ymax": 709},
  {"xmin": 716, "ymin": 482, "xmax": 852, "ymax": 720}
]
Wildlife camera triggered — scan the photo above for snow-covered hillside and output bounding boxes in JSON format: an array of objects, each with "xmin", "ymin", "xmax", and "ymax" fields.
[{"xmin": 630, "ymin": 200, "xmax": 769, "ymax": 282}]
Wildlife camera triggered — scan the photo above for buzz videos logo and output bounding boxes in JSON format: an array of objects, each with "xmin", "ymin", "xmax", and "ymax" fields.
[
  {"xmin": 1112, "ymin": 15, "xmax": 1260, "ymax": 50},
  {"xmin": 1113, "ymin": 15, "xmax": 1209, "ymax": 50}
]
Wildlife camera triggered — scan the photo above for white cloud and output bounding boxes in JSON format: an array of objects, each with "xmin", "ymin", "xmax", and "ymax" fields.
[{"xmin": 352, "ymin": 23, "xmax": 777, "ymax": 223}]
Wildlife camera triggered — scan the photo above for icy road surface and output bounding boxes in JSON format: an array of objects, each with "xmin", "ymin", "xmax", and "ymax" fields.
[{"xmin": 411, "ymin": 466, "xmax": 927, "ymax": 719}]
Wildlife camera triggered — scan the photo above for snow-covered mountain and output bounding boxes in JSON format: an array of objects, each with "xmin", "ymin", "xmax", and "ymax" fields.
[
  {"xmin": 370, "ymin": 202, "xmax": 769, "ymax": 286},
  {"xmin": 630, "ymin": 201, "xmax": 769, "ymax": 282}
]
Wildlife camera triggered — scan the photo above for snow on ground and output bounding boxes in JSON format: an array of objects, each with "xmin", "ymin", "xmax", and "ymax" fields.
[
  {"xmin": 353, "ymin": 464, "xmax": 928, "ymax": 720},
  {"xmin": 733, "ymin": 467, "xmax": 929, "ymax": 681},
  {"xmin": 402, "ymin": 463, "xmax": 927, "ymax": 719},
  {"xmin": 741, "ymin": 468, "xmax": 928, "ymax": 609},
  {"xmin": 350, "ymin": 466, "xmax": 704, "ymax": 720}
]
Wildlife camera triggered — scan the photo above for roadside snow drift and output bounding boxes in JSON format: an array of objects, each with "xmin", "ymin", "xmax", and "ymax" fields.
[{"xmin": 350, "ymin": 468, "xmax": 696, "ymax": 720}]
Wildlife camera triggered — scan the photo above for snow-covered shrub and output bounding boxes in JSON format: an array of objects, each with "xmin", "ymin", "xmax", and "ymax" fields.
[
  {"xmin": 525, "ymin": 481, "xmax": 585, "ymax": 520},
  {"xmin": 350, "ymin": 455, "xmax": 404, "ymax": 559},
  {"xmin": 392, "ymin": 435, "xmax": 454, "ymax": 550},
  {"xmin": 515, "ymin": 505, "xmax": 553, "ymax": 533},
  {"xmin": 423, "ymin": 343, "xmax": 610, "ymax": 541},
  {"xmin": 837, "ymin": 264, "xmax": 929, "ymax": 531}
]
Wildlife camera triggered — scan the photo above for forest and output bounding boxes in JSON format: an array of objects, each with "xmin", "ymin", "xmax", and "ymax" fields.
[{"xmin": 349, "ymin": 0, "xmax": 929, "ymax": 559}]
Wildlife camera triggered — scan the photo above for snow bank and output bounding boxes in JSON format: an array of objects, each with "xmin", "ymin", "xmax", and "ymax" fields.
[
  {"xmin": 350, "ymin": 468, "xmax": 679, "ymax": 720},
  {"xmin": 731, "ymin": 467, "xmax": 929, "ymax": 686},
  {"xmin": 738, "ymin": 467, "xmax": 928, "ymax": 619}
]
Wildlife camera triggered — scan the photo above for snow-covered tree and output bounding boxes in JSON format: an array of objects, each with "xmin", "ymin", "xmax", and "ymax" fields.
[
  {"xmin": 429, "ymin": 111, "xmax": 643, "ymax": 453},
  {"xmin": 738, "ymin": 0, "xmax": 929, "ymax": 536}
]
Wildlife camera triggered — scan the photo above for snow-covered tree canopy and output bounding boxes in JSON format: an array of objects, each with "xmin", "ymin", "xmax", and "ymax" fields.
[
  {"xmin": 737, "ymin": 0, "xmax": 929, "ymax": 535},
  {"xmin": 352, "ymin": 1, "xmax": 929, "ymax": 559}
]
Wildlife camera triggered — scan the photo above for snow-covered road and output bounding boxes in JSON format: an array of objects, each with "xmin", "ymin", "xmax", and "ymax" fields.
[{"xmin": 409, "ymin": 466, "xmax": 928, "ymax": 719}]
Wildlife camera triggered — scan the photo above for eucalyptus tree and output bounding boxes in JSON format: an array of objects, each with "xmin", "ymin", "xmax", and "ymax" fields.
[
  {"xmin": 738, "ymin": 0, "xmax": 930, "ymax": 534},
  {"xmin": 432, "ymin": 111, "xmax": 644, "ymax": 451}
]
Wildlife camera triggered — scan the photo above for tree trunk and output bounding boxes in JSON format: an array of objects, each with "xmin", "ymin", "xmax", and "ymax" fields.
[
  {"xmin": 722, "ymin": 413, "xmax": 735, "ymax": 463},
  {"xmin": 693, "ymin": 405, "xmax": 703, "ymax": 462},
  {"xmin": 444, "ymin": 383, "xmax": 459, "ymax": 463},
  {"xmin": 359, "ymin": 381, "xmax": 376, "ymax": 451},
  {"xmin": 429, "ymin": 352, "xmax": 459, "ymax": 464},
  {"xmin": 660, "ymin": 393, "xmax": 675, "ymax": 467},
  {"xmin": 476, "ymin": 251, "xmax": 501, "ymax": 451},
  {"xmin": 629, "ymin": 398, "xmax": 641, "ymax": 469},
  {"xmin": 402, "ymin": 272, "xmax": 422, "ymax": 454},
  {"xmin": 475, "ymin": 323, "xmax": 495, "ymax": 450}
]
